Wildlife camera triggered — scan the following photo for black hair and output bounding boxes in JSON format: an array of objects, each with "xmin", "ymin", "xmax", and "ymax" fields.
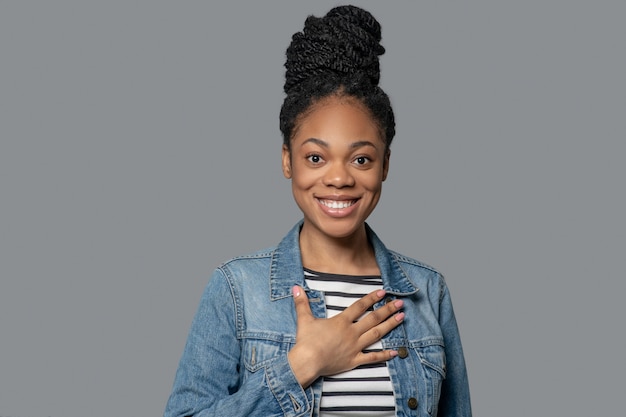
[{"xmin": 279, "ymin": 5, "xmax": 395, "ymax": 151}]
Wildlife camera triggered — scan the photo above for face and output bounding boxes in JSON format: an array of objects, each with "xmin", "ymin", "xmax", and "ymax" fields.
[{"xmin": 282, "ymin": 96, "xmax": 390, "ymax": 242}]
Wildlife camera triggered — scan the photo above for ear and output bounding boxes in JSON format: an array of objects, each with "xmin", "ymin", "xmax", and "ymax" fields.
[
  {"xmin": 382, "ymin": 149, "xmax": 390, "ymax": 181},
  {"xmin": 282, "ymin": 144, "xmax": 292, "ymax": 179}
]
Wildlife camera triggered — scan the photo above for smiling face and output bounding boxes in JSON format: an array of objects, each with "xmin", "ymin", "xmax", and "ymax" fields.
[{"xmin": 282, "ymin": 96, "xmax": 390, "ymax": 243}]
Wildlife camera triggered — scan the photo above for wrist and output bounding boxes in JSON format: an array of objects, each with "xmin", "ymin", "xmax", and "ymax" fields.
[{"xmin": 287, "ymin": 345, "xmax": 319, "ymax": 388}]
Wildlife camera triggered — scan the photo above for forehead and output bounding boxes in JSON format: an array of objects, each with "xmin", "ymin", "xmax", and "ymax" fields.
[{"xmin": 292, "ymin": 97, "xmax": 384, "ymax": 147}]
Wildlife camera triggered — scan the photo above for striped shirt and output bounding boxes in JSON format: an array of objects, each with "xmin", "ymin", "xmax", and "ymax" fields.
[{"xmin": 304, "ymin": 268, "xmax": 396, "ymax": 417}]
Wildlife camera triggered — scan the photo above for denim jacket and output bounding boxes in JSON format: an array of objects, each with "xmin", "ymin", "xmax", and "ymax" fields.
[{"xmin": 164, "ymin": 221, "xmax": 471, "ymax": 417}]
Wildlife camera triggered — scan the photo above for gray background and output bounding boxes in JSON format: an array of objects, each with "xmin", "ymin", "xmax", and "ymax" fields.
[{"xmin": 1, "ymin": 1, "xmax": 624, "ymax": 416}]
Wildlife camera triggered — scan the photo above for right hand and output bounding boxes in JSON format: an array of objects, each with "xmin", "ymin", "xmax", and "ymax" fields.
[{"xmin": 287, "ymin": 285, "xmax": 404, "ymax": 388}]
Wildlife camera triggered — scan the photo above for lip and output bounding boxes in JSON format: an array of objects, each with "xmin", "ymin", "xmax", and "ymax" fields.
[
  {"xmin": 315, "ymin": 196, "xmax": 360, "ymax": 218},
  {"xmin": 315, "ymin": 193, "xmax": 359, "ymax": 201}
]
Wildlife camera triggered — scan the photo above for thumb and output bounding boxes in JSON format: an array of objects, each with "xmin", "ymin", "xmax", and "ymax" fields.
[{"xmin": 292, "ymin": 285, "xmax": 313, "ymax": 322}]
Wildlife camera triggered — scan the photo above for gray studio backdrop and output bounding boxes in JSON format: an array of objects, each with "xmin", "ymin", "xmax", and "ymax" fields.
[{"xmin": 1, "ymin": 1, "xmax": 624, "ymax": 416}]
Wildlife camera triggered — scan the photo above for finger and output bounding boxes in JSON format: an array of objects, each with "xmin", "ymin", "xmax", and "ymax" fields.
[
  {"xmin": 292, "ymin": 285, "xmax": 313, "ymax": 323},
  {"xmin": 355, "ymin": 299, "xmax": 404, "ymax": 332},
  {"xmin": 355, "ymin": 348, "xmax": 400, "ymax": 367},
  {"xmin": 359, "ymin": 311, "xmax": 405, "ymax": 347},
  {"xmin": 341, "ymin": 289, "xmax": 387, "ymax": 322}
]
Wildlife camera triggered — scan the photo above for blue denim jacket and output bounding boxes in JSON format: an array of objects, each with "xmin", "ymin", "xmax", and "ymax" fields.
[{"xmin": 164, "ymin": 221, "xmax": 471, "ymax": 417}]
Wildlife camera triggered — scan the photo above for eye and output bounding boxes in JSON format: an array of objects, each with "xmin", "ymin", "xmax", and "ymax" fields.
[
  {"xmin": 306, "ymin": 154, "xmax": 323, "ymax": 164},
  {"xmin": 354, "ymin": 156, "xmax": 371, "ymax": 165}
]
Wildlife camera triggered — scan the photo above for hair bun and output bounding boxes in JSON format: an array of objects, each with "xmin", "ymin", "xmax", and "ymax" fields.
[{"xmin": 284, "ymin": 5, "xmax": 385, "ymax": 93}]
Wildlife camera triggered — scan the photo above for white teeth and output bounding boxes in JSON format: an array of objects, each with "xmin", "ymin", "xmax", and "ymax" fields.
[{"xmin": 320, "ymin": 199, "xmax": 355, "ymax": 209}]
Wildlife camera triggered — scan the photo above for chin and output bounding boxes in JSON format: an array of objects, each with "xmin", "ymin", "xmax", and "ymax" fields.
[{"xmin": 315, "ymin": 218, "xmax": 366, "ymax": 240}]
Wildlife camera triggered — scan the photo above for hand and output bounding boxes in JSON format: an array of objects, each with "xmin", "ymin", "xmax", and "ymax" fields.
[{"xmin": 287, "ymin": 285, "xmax": 404, "ymax": 388}]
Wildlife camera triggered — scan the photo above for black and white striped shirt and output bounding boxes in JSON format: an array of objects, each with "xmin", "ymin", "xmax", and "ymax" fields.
[{"xmin": 304, "ymin": 268, "xmax": 396, "ymax": 417}]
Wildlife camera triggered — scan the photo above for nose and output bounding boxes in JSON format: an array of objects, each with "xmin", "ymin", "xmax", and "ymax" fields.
[{"xmin": 322, "ymin": 162, "xmax": 355, "ymax": 188}]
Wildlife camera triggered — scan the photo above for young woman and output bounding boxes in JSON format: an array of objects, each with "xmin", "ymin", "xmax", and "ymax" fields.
[{"xmin": 164, "ymin": 5, "xmax": 471, "ymax": 417}]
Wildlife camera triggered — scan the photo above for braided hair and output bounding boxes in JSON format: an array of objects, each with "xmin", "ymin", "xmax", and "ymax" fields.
[{"xmin": 279, "ymin": 5, "xmax": 395, "ymax": 151}]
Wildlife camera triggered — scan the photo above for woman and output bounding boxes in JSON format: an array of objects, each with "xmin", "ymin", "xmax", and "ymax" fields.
[{"xmin": 164, "ymin": 5, "xmax": 471, "ymax": 417}]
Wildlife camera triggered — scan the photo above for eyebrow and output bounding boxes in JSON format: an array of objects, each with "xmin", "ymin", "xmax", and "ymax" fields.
[{"xmin": 301, "ymin": 138, "xmax": 380, "ymax": 150}]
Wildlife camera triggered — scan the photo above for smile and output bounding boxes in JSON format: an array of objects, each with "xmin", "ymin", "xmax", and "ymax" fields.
[{"xmin": 317, "ymin": 199, "xmax": 357, "ymax": 209}]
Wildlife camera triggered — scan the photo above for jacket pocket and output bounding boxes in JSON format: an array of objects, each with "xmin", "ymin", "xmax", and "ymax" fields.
[
  {"xmin": 413, "ymin": 339, "xmax": 446, "ymax": 416},
  {"xmin": 241, "ymin": 337, "xmax": 287, "ymax": 373}
]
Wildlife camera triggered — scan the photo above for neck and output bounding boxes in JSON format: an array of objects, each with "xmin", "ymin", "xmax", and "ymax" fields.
[{"xmin": 298, "ymin": 223, "xmax": 380, "ymax": 275}]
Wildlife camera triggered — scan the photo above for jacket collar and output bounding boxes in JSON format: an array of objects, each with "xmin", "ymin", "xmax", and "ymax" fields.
[{"xmin": 270, "ymin": 220, "xmax": 419, "ymax": 300}]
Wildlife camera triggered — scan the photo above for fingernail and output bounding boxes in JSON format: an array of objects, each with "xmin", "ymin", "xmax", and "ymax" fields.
[
  {"xmin": 395, "ymin": 312, "xmax": 405, "ymax": 322},
  {"xmin": 376, "ymin": 290, "xmax": 386, "ymax": 298},
  {"xmin": 293, "ymin": 286, "xmax": 301, "ymax": 297},
  {"xmin": 389, "ymin": 350, "xmax": 398, "ymax": 358},
  {"xmin": 394, "ymin": 300, "xmax": 403, "ymax": 308}
]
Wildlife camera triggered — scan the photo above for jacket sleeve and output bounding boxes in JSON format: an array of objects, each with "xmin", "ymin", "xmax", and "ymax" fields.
[
  {"xmin": 437, "ymin": 279, "xmax": 472, "ymax": 417},
  {"xmin": 164, "ymin": 268, "xmax": 314, "ymax": 417}
]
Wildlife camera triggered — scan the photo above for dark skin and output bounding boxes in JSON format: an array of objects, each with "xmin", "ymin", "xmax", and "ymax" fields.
[
  {"xmin": 283, "ymin": 96, "xmax": 403, "ymax": 388},
  {"xmin": 289, "ymin": 286, "xmax": 404, "ymax": 388}
]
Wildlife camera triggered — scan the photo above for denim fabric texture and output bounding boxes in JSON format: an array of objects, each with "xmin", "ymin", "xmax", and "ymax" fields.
[{"xmin": 164, "ymin": 221, "xmax": 472, "ymax": 417}]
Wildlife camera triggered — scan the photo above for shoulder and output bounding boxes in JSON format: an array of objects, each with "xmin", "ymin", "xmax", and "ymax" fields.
[
  {"xmin": 389, "ymin": 249, "xmax": 441, "ymax": 276},
  {"xmin": 367, "ymin": 223, "xmax": 448, "ymax": 292},
  {"xmin": 200, "ymin": 247, "xmax": 279, "ymax": 307},
  {"xmin": 386, "ymin": 248, "xmax": 449, "ymax": 294},
  {"xmin": 215, "ymin": 246, "xmax": 277, "ymax": 275},
  {"xmin": 220, "ymin": 246, "xmax": 276, "ymax": 265}
]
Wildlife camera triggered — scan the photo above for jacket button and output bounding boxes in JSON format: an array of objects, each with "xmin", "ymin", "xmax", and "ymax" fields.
[
  {"xmin": 407, "ymin": 397, "xmax": 418, "ymax": 409},
  {"xmin": 397, "ymin": 347, "xmax": 408, "ymax": 358}
]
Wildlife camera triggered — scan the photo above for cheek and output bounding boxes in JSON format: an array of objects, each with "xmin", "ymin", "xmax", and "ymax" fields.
[
  {"xmin": 291, "ymin": 166, "xmax": 318, "ymax": 189},
  {"xmin": 360, "ymin": 172, "xmax": 385, "ymax": 191}
]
